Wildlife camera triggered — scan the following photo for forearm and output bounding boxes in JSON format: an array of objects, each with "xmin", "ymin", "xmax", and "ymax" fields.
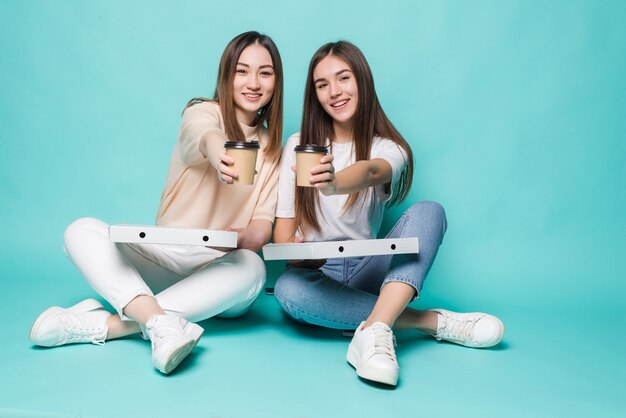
[
  {"xmin": 328, "ymin": 159, "xmax": 393, "ymax": 195},
  {"xmin": 273, "ymin": 218, "xmax": 298, "ymax": 244},
  {"xmin": 198, "ymin": 131, "xmax": 228, "ymax": 170}
]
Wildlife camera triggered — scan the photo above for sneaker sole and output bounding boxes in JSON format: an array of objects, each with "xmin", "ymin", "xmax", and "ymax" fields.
[
  {"xmin": 29, "ymin": 298, "xmax": 104, "ymax": 346},
  {"xmin": 346, "ymin": 345, "xmax": 399, "ymax": 386},
  {"xmin": 183, "ymin": 322, "xmax": 204, "ymax": 344},
  {"xmin": 158, "ymin": 337, "xmax": 199, "ymax": 375},
  {"xmin": 158, "ymin": 323, "xmax": 203, "ymax": 374}
]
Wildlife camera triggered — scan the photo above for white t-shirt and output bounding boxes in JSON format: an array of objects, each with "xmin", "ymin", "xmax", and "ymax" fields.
[{"xmin": 276, "ymin": 133, "xmax": 409, "ymax": 242}]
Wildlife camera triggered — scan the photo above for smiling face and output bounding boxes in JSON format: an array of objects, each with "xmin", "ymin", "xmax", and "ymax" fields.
[
  {"xmin": 232, "ymin": 43, "xmax": 276, "ymax": 126},
  {"xmin": 313, "ymin": 54, "xmax": 358, "ymax": 134}
]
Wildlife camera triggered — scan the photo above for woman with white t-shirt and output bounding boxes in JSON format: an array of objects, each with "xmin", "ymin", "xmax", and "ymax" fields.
[{"xmin": 273, "ymin": 41, "xmax": 505, "ymax": 387}]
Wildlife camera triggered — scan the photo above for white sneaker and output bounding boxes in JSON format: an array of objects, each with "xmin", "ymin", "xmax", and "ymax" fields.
[
  {"xmin": 29, "ymin": 299, "xmax": 110, "ymax": 347},
  {"xmin": 430, "ymin": 309, "xmax": 504, "ymax": 348},
  {"xmin": 346, "ymin": 322, "xmax": 399, "ymax": 386},
  {"xmin": 145, "ymin": 314, "xmax": 204, "ymax": 375}
]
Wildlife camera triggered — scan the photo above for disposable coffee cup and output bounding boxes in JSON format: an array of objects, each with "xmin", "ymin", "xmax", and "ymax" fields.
[
  {"xmin": 294, "ymin": 144, "xmax": 329, "ymax": 187},
  {"xmin": 224, "ymin": 141, "xmax": 260, "ymax": 185}
]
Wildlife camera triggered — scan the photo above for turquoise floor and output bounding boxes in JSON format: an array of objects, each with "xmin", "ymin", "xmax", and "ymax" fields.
[
  {"xmin": 1, "ymin": 258, "xmax": 624, "ymax": 418},
  {"xmin": 2, "ymin": 2, "xmax": 625, "ymax": 416}
]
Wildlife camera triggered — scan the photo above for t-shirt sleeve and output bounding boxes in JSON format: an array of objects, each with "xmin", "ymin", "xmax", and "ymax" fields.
[
  {"xmin": 275, "ymin": 134, "xmax": 299, "ymax": 218},
  {"xmin": 371, "ymin": 138, "xmax": 409, "ymax": 202},
  {"xmin": 177, "ymin": 102, "xmax": 226, "ymax": 168}
]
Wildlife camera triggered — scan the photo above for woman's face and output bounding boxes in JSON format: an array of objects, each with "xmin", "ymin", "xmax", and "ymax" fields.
[
  {"xmin": 232, "ymin": 43, "xmax": 276, "ymax": 126},
  {"xmin": 313, "ymin": 54, "xmax": 358, "ymax": 128}
]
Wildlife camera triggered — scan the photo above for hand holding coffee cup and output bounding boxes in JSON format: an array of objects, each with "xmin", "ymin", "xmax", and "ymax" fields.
[
  {"xmin": 217, "ymin": 153, "xmax": 236, "ymax": 184},
  {"xmin": 294, "ymin": 144, "xmax": 331, "ymax": 188},
  {"xmin": 310, "ymin": 154, "xmax": 336, "ymax": 195},
  {"xmin": 223, "ymin": 141, "xmax": 260, "ymax": 185}
]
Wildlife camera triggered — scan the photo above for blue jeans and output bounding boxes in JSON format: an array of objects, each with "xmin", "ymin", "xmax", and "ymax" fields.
[{"xmin": 274, "ymin": 201, "xmax": 447, "ymax": 330}]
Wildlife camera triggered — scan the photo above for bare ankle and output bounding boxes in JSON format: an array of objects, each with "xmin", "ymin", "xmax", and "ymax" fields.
[
  {"xmin": 418, "ymin": 310, "xmax": 440, "ymax": 334},
  {"xmin": 363, "ymin": 318, "xmax": 393, "ymax": 329}
]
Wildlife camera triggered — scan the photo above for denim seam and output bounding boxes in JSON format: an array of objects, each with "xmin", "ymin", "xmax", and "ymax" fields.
[
  {"xmin": 342, "ymin": 258, "xmax": 349, "ymax": 285},
  {"xmin": 390, "ymin": 208, "xmax": 410, "ymax": 237},
  {"xmin": 274, "ymin": 294, "xmax": 358, "ymax": 328},
  {"xmin": 349, "ymin": 255, "xmax": 375, "ymax": 280}
]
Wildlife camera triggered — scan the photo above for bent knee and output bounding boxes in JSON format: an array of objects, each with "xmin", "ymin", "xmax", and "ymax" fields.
[
  {"xmin": 409, "ymin": 201, "xmax": 445, "ymax": 218},
  {"xmin": 64, "ymin": 217, "xmax": 109, "ymax": 248},
  {"xmin": 229, "ymin": 249, "xmax": 266, "ymax": 287},
  {"xmin": 274, "ymin": 271, "xmax": 308, "ymax": 307},
  {"xmin": 408, "ymin": 201, "xmax": 447, "ymax": 230}
]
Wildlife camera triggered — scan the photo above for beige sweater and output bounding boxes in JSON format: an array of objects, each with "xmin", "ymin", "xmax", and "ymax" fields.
[{"xmin": 156, "ymin": 101, "xmax": 279, "ymax": 230}]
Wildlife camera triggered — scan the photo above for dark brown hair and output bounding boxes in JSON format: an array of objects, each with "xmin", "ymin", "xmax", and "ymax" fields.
[
  {"xmin": 185, "ymin": 31, "xmax": 283, "ymax": 161},
  {"xmin": 296, "ymin": 41, "xmax": 414, "ymax": 231}
]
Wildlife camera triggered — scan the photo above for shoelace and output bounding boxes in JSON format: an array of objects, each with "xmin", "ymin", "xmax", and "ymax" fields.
[
  {"xmin": 438, "ymin": 314, "xmax": 478, "ymax": 343},
  {"xmin": 368, "ymin": 324, "xmax": 397, "ymax": 361},
  {"xmin": 147, "ymin": 317, "xmax": 186, "ymax": 348},
  {"xmin": 64, "ymin": 314, "xmax": 106, "ymax": 345},
  {"xmin": 152, "ymin": 325, "xmax": 180, "ymax": 340}
]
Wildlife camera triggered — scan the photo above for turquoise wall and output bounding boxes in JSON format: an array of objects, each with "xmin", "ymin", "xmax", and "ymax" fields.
[{"xmin": 1, "ymin": 0, "xmax": 624, "ymax": 313}]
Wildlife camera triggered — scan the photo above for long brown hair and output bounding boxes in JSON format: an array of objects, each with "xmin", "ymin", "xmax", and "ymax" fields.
[
  {"xmin": 296, "ymin": 41, "xmax": 414, "ymax": 231},
  {"xmin": 185, "ymin": 31, "xmax": 283, "ymax": 161}
]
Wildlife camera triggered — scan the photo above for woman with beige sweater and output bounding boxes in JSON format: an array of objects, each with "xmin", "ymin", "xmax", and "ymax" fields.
[{"xmin": 29, "ymin": 31, "xmax": 284, "ymax": 375}]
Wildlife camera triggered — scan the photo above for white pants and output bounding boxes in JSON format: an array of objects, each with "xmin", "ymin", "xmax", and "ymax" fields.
[{"xmin": 63, "ymin": 218, "xmax": 266, "ymax": 322}]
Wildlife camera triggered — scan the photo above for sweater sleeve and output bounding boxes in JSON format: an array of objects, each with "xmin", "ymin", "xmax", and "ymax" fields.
[
  {"xmin": 177, "ymin": 102, "xmax": 227, "ymax": 169},
  {"xmin": 251, "ymin": 155, "xmax": 280, "ymax": 223}
]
